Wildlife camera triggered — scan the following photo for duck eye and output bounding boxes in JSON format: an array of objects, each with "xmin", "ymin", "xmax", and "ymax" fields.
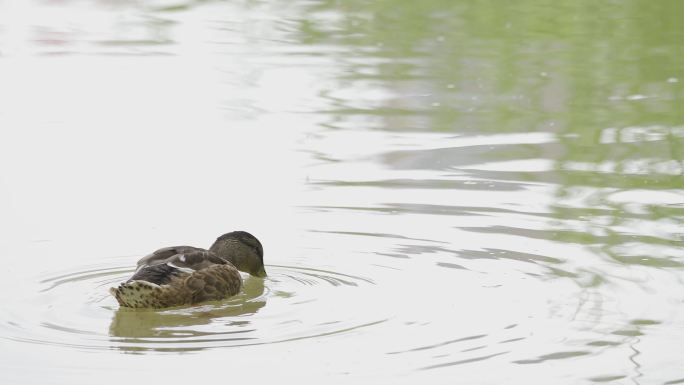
[
  {"xmin": 239, "ymin": 239, "xmax": 258, "ymax": 254},
  {"xmin": 251, "ymin": 244, "xmax": 261, "ymax": 255}
]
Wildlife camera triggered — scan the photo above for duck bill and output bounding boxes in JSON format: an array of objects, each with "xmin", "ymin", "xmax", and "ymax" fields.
[{"xmin": 255, "ymin": 266, "xmax": 267, "ymax": 278}]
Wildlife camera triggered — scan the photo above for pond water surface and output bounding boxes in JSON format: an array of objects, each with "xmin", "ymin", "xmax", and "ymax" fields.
[{"xmin": 1, "ymin": 1, "xmax": 684, "ymax": 384}]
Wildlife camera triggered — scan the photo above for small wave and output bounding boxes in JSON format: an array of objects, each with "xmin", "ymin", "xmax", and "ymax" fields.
[{"xmin": 1, "ymin": 262, "xmax": 382, "ymax": 353}]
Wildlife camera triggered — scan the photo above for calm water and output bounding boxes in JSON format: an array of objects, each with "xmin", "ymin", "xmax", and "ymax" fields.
[{"xmin": 1, "ymin": 0, "xmax": 683, "ymax": 384}]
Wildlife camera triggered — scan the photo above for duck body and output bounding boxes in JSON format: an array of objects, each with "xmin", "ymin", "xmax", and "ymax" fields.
[{"xmin": 110, "ymin": 231, "xmax": 265, "ymax": 309}]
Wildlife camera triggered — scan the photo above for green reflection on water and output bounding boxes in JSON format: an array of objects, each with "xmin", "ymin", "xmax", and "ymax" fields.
[
  {"xmin": 294, "ymin": 0, "xmax": 684, "ymax": 270},
  {"xmin": 297, "ymin": 0, "xmax": 684, "ymax": 130}
]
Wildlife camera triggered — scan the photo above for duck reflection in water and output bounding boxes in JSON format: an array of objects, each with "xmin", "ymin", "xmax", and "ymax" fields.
[{"xmin": 109, "ymin": 275, "xmax": 266, "ymax": 352}]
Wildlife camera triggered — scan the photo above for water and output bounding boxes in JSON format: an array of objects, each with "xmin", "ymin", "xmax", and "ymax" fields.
[{"xmin": 1, "ymin": 0, "xmax": 683, "ymax": 383}]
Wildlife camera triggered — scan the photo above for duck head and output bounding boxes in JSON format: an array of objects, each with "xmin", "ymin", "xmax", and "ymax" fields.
[{"xmin": 209, "ymin": 231, "xmax": 266, "ymax": 277}]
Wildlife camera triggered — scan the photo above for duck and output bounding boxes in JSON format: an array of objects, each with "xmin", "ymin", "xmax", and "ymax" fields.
[{"xmin": 110, "ymin": 231, "xmax": 265, "ymax": 309}]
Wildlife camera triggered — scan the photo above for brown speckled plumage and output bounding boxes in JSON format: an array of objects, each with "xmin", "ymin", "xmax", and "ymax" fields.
[{"xmin": 110, "ymin": 231, "xmax": 265, "ymax": 309}]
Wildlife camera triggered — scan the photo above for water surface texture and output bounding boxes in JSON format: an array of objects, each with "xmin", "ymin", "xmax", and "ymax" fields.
[{"xmin": 1, "ymin": 1, "xmax": 683, "ymax": 384}]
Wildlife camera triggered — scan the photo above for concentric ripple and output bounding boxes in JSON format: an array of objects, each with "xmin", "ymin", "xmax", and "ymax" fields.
[{"xmin": 1, "ymin": 261, "xmax": 381, "ymax": 353}]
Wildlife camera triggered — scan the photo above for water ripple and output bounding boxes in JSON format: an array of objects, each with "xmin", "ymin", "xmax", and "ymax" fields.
[{"xmin": 1, "ymin": 262, "xmax": 381, "ymax": 353}]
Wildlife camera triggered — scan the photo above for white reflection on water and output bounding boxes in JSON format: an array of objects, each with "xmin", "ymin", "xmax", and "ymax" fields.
[{"xmin": 1, "ymin": 1, "xmax": 684, "ymax": 384}]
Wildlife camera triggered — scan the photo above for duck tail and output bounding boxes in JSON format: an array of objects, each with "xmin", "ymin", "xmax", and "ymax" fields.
[{"xmin": 109, "ymin": 281, "xmax": 162, "ymax": 308}]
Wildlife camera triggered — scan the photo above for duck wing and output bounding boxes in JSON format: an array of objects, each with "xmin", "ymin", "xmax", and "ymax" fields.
[
  {"xmin": 136, "ymin": 246, "xmax": 214, "ymax": 269},
  {"xmin": 127, "ymin": 263, "xmax": 183, "ymax": 285},
  {"xmin": 112, "ymin": 263, "xmax": 242, "ymax": 308},
  {"xmin": 131, "ymin": 248, "xmax": 228, "ymax": 285}
]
